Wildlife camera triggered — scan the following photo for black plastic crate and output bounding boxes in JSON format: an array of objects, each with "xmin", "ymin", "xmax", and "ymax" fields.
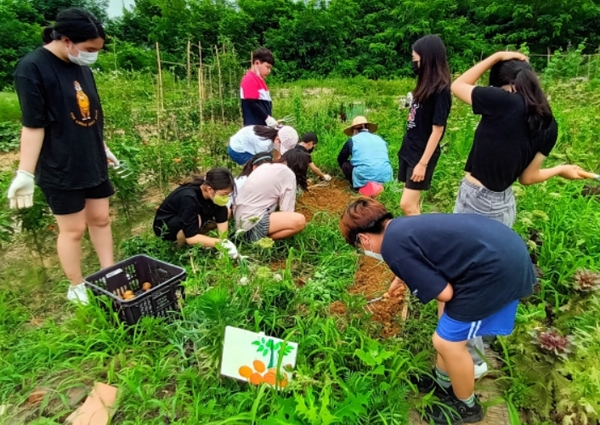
[{"xmin": 85, "ymin": 254, "xmax": 186, "ymax": 325}]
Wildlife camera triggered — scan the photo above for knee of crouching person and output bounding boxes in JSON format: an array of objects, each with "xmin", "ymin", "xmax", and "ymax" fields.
[{"xmin": 295, "ymin": 213, "xmax": 306, "ymax": 230}]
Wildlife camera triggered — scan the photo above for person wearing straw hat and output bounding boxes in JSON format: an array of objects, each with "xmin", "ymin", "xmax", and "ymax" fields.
[{"xmin": 337, "ymin": 116, "xmax": 393, "ymax": 192}]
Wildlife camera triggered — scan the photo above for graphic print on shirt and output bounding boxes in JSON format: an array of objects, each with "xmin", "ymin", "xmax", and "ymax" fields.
[
  {"xmin": 407, "ymin": 102, "xmax": 420, "ymax": 130},
  {"xmin": 71, "ymin": 80, "xmax": 98, "ymax": 127}
]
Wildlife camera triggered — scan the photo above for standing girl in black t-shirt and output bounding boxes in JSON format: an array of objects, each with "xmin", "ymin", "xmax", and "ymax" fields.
[
  {"xmin": 451, "ymin": 51, "xmax": 585, "ymax": 377},
  {"xmin": 451, "ymin": 51, "xmax": 584, "ymax": 224},
  {"xmin": 398, "ymin": 35, "xmax": 452, "ymax": 216},
  {"xmin": 153, "ymin": 167, "xmax": 239, "ymax": 260},
  {"xmin": 7, "ymin": 8, "xmax": 120, "ymax": 305}
]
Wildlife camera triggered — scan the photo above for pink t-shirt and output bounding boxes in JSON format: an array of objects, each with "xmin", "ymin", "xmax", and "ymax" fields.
[{"xmin": 233, "ymin": 163, "xmax": 297, "ymax": 231}]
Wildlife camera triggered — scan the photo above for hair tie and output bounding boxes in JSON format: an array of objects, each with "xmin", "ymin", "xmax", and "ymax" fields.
[{"xmin": 253, "ymin": 155, "xmax": 272, "ymax": 164}]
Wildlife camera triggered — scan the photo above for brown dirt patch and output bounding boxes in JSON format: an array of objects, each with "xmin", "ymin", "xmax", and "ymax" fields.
[
  {"xmin": 296, "ymin": 178, "xmax": 408, "ymax": 337},
  {"xmin": 296, "ymin": 178, "xmax": 357, "ymax": 222},
  {"xmin": 349, "ymin": 256, "xmax": 407, "ymax": 338},
  {"xmin": 0, "ymin": 151, "xmax": 19, "ymax": 172}
]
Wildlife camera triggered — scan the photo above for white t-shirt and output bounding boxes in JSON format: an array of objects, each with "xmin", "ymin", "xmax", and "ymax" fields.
[{"xmin": 229, "ymin": 126, "xmax": 273, "ymax": 154}]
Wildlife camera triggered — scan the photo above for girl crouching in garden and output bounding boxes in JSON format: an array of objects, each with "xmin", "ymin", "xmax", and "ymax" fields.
[
  {"xmin": 234, "ymin": 148, "xmax": 311, "ymax": 242},
  {"xmin": 153, "ymin": 167, "xmax": 239, "ymax": 259}
]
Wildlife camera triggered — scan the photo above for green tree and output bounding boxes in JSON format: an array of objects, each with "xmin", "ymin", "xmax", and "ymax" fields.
[
  {"xmin": 28, "ymin": 0, "xmax": 109, "ymax": 22},
  {"xmin": 0, "ymin": 0, "xmax": 42, "ymax": 89}
]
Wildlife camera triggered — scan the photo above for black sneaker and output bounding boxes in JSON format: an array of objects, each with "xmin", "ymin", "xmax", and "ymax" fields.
[
  {"xmin": 410, "ymin": 369, "xmax": 453, "ymax": 400},
  {"xmin": 423, "ymin": 394, "xmax": 484, "ymax": 425}
]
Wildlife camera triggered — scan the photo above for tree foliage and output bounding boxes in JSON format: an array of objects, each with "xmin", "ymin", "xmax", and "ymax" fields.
[{"xmin": 1, "ymin": 0, "xmax": 600, "ymax": 88}]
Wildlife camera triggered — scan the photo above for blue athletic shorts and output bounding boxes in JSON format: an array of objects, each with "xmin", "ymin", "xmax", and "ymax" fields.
[
  {"xmin": 227, "ymin": 146, "xmax": 253, "ymax": 166},
  {"xmin": 436, "ymin": 300, "xmax": 519, "ymax": 342}
]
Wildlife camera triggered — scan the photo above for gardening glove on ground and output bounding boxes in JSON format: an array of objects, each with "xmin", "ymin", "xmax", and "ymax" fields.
[
  {"xmin": 7, "ymin": 170, "xmax": 35, "ymax": 209},
  {"xmin": 105, "ymin": 148, "xmax": 120, "ymax": 168},
  {"xmin": 323, "ymin": 174, "xmax": 332, "ymax": 181},
  {"xmin": 220, "ymin": 239, "xmax": 239, "ymax": 259},
  {"xmin": 265, "ymin": 116, "xmax": 279, "ymax": 129}
]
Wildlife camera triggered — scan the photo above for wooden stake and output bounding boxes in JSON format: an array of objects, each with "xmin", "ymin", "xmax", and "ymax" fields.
[
  {"xmin": 155, "ymin": 42, "xmax": 164, "ymax": 128},
  {"xmin": 187, "ymin": 39, "xmax": 192, "ymax": 88},
  {"xmin": 198, "ymin": 42, "xmax": 204, "ymax": 130},
  {"xmin": 215, "ymin": 45, "xmax": 225, "ymax": 122},
  {"xmin": 208, "ymin": 65, "xmax": 214, "ymax": 123}
]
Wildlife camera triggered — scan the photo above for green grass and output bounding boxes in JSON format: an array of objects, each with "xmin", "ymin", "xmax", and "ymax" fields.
[
  {"xmin": 1, "ymin": 71, "xmax": 600, "ymax": 424},
  {"xmin": 0, "ymin": 92, "xmax": 20, "ymax": 123}
]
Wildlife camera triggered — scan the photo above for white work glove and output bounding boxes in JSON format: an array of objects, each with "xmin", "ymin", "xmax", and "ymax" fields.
[
  {"xmin": 265, "ymin": 116, "xmax": 279, "ymax": 129},
  {"xmin": 105, "ymin": 148, "xmax": 120, "ymax": 168},
  {"xmin": 219, "ymin": 239, "xmax": 239, "ymax": 259},
  {"xmin": 323, "ymin": 174, "xmax": 332, "ymax": 181},
  {"xmin": 7, "ymin": 170, "xmax": 35, "ymax": 209}
]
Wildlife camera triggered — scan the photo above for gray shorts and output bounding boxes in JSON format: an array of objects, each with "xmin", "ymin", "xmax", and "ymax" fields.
[
  {"xmin": 243, "ymin": 213, "xmax": 271, "ymax": 242},
  {"xmin": 453, "ymin": 178, "xmax": 516, "ymax": 228}
]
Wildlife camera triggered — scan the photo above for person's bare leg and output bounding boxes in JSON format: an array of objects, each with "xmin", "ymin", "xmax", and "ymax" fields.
[
  {"xmin": 433, "ymin": 332, "xmax": 474, "ymax": 399},
  {"xmin": 84, "ymin": 198, "xmax": 114, "ymax": 269},
  {"xmin": 400, "ymin": 187, "xmax": 421, "ymax": 216},
  {"xmin": 268, "ymin": 212, "xmax": 306, "ymax": 240},
  {"xmin": 55, "ymin": 211, "xmax": 87, "ymax": 286}
]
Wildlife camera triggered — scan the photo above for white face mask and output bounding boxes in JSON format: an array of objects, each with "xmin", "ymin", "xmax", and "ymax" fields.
[
  {"xmin": 67, "ymin": 44, "xmax": 99, "ymax": 66},
  {"xmin": 360, "ymin": 236, "xmax": 384, "ymax": 262},
  {"xmin": 364, "ymin": 250, "xmax": 384, "ymax": 262}
]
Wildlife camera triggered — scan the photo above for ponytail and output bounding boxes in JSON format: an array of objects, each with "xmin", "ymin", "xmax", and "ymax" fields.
[
  {"xmin": 42, "ymin": 26, "xmax": 55, "ymax": 44},
  {"xmin": 182, "ymin": 174, "xmax": 206, "ymax": 187},
  {"xmin": 238, "ymin": 152, "xmax": 272, "ymax": 178},
  {"xmin": 514, "ymin": 69, "xmax": 553, "ymax": 138},
  {"xmin": 253, "ymin": 125, "xmax": 279, "ymax": 141}
]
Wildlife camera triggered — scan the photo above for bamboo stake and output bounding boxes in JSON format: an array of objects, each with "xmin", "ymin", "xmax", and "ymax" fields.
[
  {"xmin": 208, "ymin": 65, "xmax": 214, "ymax": 123},
  {"xmin": 215, "ymin": 45, "xmax": 225, "ymax": 122},
  {"xmin": 198, "ymin": 42, "xmax": 204, "ymax": 130},
  {"xmin": 187, "ymin": 39, "xmax": 191, "ymax": 88},
  {"xmin": 155, "ymin": 42, "xmax": 164, "ymax": 129}
]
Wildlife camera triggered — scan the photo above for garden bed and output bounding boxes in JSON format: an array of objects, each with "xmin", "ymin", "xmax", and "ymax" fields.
[{"xmin": 295, "ymin": 178, "xmax": 408, "ymax": 337}]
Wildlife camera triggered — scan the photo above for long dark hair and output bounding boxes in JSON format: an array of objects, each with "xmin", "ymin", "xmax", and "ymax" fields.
[
  {"xmin": 253, "ymin": 125, "xmax": 279, "ymax": 141},
  {"xmin": 279, "ymin": 149, "xmax": 311, "ymax": 191},
  {"xmin": 489, "ymin": 60, "xmax": 553, "ymax": 138},
  {"xmin": 184, "ymin": 167, "xmax": 234, "ymax": 191},
  {"xmin": 412, "ymin": 35, "xmax": 451, "ymax": 104},
  {"xmin": 42, "ymin": 8, "xmax": 105, "ymax": 44},
  {"xmin": 239, "ymin": 152, "xmax": 272, "ymax": 178}
]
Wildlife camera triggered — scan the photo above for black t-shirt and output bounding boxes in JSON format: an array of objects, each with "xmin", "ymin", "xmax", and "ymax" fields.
[
  {"xmin": 294, "ymin": 144, "xmax": 313, "ymax": 163},
  {"xmin": 380, "ymin": 214, "xmax": 535, "ymax": 322},
  {"xmin": 399, "ymin": 87, "xmax": 451, "ymax": 165},
  {"xmin": 154, "ymin": 185, "xmax": 228, "ymax": 238},
  {"xmin": 14, "ymin": 47, "xmax": 108, "ymax": 190},
  {"xmin": 465, "ymin": 86, "xmax": 558, "ymax": 192}
]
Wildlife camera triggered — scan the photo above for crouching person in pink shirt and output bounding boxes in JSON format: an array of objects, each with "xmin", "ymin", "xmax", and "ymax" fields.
[{"xmin": 234, "ymin": 148, "xmax": 311, "ymax": 241}]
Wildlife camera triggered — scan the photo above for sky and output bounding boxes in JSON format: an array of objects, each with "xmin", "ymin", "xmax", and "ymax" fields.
[{"xmin": 107, "ymin": 0, "xmax": 135, "ymax": 18}]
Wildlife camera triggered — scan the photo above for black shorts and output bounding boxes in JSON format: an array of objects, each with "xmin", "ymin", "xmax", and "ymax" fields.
[
  {"xmin": 40, "ymin": 179, "xmax": 115, "ymax": 215},
  {"xmin": 398, "ymin": 155, "xmax": 439, "ymax": 191},
  {"xmin": 153, "ymin": 216, "xmax": 217, "ymax": 242}
]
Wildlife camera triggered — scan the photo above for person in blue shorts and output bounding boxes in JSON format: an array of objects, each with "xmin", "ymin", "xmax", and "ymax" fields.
[{"xmin": 339, "ymin": 197, "xmax": 535, "ymax": 425}]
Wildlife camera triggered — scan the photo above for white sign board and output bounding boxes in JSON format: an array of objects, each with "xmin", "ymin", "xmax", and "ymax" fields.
[{"xmin": 220, "ymin": 326, "xmax": 298, "ymax": 389}]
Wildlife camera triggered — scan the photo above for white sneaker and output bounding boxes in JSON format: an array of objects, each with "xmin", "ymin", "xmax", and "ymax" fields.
[
  {"xmin": 474, "ymin": 362, "xmax": 488, "ymax": 379},
  {"xmin": 67, "ymin": 282, "xmax": 89, "ymax": 305}
]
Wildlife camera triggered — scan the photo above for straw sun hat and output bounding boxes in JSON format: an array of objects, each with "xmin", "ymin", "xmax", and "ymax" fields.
[{"xmin": 343, "ymin": 116, "xmax": 378, "ymax": 136}]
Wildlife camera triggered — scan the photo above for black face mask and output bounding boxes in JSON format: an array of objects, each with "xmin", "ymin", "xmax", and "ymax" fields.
[
  {"xmin": 308, "ymin": 147, "xmax": 315, "ymax": 154},
  {"xmin": 411, "ymin": 60, "xmax": 420, "ymax": 76}
]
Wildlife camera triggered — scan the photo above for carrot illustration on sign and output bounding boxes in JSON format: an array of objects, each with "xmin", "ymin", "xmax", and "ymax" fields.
[
  {"xmin": 252, "ymin": 337, "xmax": 294, "ymax": 369},
  {"xmin": 221, "ymin": 326, "xmax": 298, "ymax": 388}
]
